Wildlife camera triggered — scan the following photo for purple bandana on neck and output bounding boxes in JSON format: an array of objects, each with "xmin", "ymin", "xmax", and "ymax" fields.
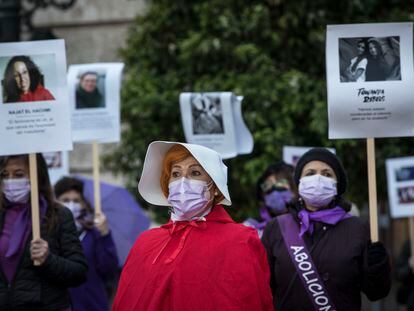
[
  {"xmin": 5, "ymin": 195, "xmax": 48, "ymax": 257},
  {"xmin": 298, "ymin": 206, "xmax": 352, "ymax": 237}
]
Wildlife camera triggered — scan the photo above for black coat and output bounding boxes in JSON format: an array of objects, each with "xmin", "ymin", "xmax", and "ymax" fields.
[
  {"xmin": 0, "ymin": 205, "xmax": 88, "ymax": 311},
  {"xmin": 261, "ymin": 206, "xmax": 391, "ymax": 311},
  {"xmin": 396, "ymin": 239, "xmax": 414, "ymax": 308}
]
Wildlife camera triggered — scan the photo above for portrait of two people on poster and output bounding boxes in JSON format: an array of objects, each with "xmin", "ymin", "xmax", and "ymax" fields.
[{"xmin": 339, "ymin": 36, "xmax": 401, "ymax": 82}]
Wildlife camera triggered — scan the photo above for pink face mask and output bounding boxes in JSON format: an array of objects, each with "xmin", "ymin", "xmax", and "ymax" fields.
[
  {"xmin": 299, "ymin": 174, "xmax": 337, "ymax": 208},
  {"xmin": 167, "ymin": 177, "xmax": 212, "ymax": 221},
  {"xmin": 3, "ymin": 178, "xmax": 31, "ymax": 204}
]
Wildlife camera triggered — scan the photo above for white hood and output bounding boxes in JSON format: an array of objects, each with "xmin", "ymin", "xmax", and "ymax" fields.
[{"xmin": 138, "ymin": 141, "xmax": 231, "ymax": 206}]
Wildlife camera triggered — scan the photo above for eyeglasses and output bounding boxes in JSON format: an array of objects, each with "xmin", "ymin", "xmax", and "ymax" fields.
[{"xmin": 260, "ymin": 178, "xmax": 289, "ymax": 193}]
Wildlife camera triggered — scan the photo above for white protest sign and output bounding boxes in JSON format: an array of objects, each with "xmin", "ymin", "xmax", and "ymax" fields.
[
  {"xmin": 180, "ymin": 92, "xmax": 253, "ymax": 159},
  {"xmin": 386, "ymin": 156, "xmax": 414, "ymax": 218},
  {"xmin": 43, "ymin": 151, "xmax": 69, "ymax": 185},
  {"xmin": 0, "ymin": 40, "xmax": 72, "ymax": 155},
  {"xmin": 283, "ymin": 146, "xmax": 336, "ymax": 166},
  {"xmin": 232, "ymin": 96, "xmax": 254, "ymax": 155},
  {"xmin": 67, "ymin": 63, "xmax": 124, "ymax": 143},
  {"xmin": 326, "ymin": 22, "xmax": 414, "ymax": 139}
]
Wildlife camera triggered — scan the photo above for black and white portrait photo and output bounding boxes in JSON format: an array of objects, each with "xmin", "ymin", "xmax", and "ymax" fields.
[
  {"xmin": 191, "ymin": 93, "xmax": 224, "ymax": 135},
  {"xmin": 75, "ymin": 70, "xmax": 106, "ymax": 109},
  {"xmin": 338, "ymin": 36, "xmax": 401, "ymax": 82},
  {"xmin": 395, "ymin": 166, "xmax": 414, "ymax": 182}
]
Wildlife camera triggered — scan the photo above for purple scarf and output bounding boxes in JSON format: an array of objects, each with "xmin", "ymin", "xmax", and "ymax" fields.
[
  {"xmin": 298, "ymin": 206, "xmax": 352, "ymax": 237},
  {"xmin": 5, "ymin": 196, "xmax": 48, "ymax": 257}
]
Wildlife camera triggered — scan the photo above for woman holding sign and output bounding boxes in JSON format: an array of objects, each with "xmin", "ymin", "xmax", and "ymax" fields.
[
  {"xmin": 113, "ymin": 141, "xmax": 273, "ymax": 311},
  {"xmin": 0, "ymin": 154, "xmax": 87, "ymax": 310},
  {"xmin": 54, "ymin": 176, "xmax": 118, "ymax": 311},
  {"xmin": 261, "ymin": 148, "xmax": 391, "ymax": 310}
]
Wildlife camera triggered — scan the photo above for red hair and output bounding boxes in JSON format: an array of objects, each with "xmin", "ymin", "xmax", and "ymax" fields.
[
  {"xmin": 160, "ymin": 145, "xmax": 191, "ymax": 197},
  {"xmin": 160, "ymin": 145, "xmax": 224, "ymax": 204}
]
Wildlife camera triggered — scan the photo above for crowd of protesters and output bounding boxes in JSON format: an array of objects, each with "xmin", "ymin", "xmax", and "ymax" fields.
[{"xmin": 0, "ymin": 144, "xmax": 402, "ymax": 310}]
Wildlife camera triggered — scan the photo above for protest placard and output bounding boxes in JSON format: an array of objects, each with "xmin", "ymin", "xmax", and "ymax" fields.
[
  {"xmin": 326, "ymin": 22, "xmax": 414, "ymax": 139},
  {"xmin": 0, "ymin": 40, "xmax": 72, "ymax": 155},
  {"xmin": 283, "ymin": 146, "xmax": 336, "ymax": 167},
  {"xmin": 386, "ymin": 156, "xmax": 414, "ymax": 218},
  {"xmin": 326, "ymin": 22, "xmax": 414, "ymax": 241},
  {"xmin": 0, "ymin": 40, "xmax": 72, "ymax": 264},
  {"xmin": 67, "ymin": 63, "xmax": 124, "ymax": 143},
  {"xmin": 43, "ymin": 151, "xmax": 69, "ymax": 185},
  {"xmin": 180, "ymin": 92, "xmax": 253, "ymax": 159}
]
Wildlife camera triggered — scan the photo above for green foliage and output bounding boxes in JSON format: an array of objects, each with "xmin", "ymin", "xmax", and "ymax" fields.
[{"xmin": 105, "ymin": 0, "xmax": 414, "ymax": 222}]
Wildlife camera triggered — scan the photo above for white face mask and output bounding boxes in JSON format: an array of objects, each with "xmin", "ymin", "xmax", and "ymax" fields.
[
  {"xmin": 63, "ymin": 201, "xmax": 83, "ymax": 230},
  {"xmin": 299, "ymin": 174, "xmax": 337, "ymax": 208},
  {"xmin": 167, "ymin": 177, "xmax": 212, "ymax": 221},
  {"xmin": 63, "ymin": 201, "xmax": 83, "ymax": 219},
  {"xmin": 3, "ymin": 178, "xmax": 31, "ymax": 204}
]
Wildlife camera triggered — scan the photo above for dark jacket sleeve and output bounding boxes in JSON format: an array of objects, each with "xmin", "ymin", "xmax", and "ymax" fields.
[
  {"xmin": 38, "ymin": 206, "xmax": 88, "ymax": 287},
  {"xmin": 261, "ymin": 219, "xmax": 277, "ymax": 291},
  {"xmin": 360, "ymin": 222, "xmax": 391, "ymax": 301},
  {"xmin": 93, "ymin": 229, "xmax": 119, "ymax": 276},
  {"xmin": 396, "ymin": 240, "xmax": 413, "ymax": 282}
]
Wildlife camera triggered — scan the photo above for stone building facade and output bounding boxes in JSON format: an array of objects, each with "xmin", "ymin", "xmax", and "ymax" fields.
[{"xmin": 32, "ymin": 0, "xmax": 145, "ymax": 184}]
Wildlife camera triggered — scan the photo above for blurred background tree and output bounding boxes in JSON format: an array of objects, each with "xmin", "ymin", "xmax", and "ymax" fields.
[{"xmin": 105, "ymin": 0, "xmax": 414, "ymax": 222}]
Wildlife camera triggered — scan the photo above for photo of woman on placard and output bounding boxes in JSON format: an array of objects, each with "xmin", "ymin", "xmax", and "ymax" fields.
[
  {"xmin": 2, "ymin": 55, "xmax": 55, "ymax": 103},
  {"xmin": 339, "ymin": 36, "xmax": 401, "ymax": 82},
  {"xmin": 191, "ymin": 93, "xmax": 224, "ymax": 135},
  {"xmin": 75, "ymin": 70, "xmax": 106, "ymax": 109}
]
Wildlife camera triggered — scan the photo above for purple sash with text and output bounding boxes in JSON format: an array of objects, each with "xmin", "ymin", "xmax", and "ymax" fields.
[{"xmin": 277, "ymin": 213, "xmax": 336, "ymax": 311}]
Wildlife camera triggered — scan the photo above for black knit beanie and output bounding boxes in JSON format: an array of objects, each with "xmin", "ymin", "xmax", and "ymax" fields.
[{"xmin": 293, "ymin": 148, "xmax": 347, "ymax": 195}]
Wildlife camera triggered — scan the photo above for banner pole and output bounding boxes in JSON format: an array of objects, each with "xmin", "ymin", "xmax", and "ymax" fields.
[
  {"xmin": 367, "ymin": 138, "xmax": 379, "ymax": 242},
  {"xmin": 92, "ymin": 141, "xmax": 102, "ymax": 216},
  {"xmin": 409, "ymin": 218, "xmax": 414, "ymax": 255},
  {"xmin": 29, "ymin": 153, "xmax": 41, "ymax": 266}
]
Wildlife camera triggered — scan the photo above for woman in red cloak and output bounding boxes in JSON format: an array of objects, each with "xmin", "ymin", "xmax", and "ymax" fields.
[{"xmin": 112, "ymin": 141, "xmax": 273, "ymax": 311}]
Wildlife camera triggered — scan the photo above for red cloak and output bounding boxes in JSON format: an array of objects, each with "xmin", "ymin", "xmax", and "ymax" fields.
[{"xmin": 113, "ymin": 205, "xmax": 273, "ymax": 311}]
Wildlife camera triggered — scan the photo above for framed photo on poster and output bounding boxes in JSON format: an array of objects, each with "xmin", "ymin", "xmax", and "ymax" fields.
[
  {"xmin": 326, "ymin": 22, "xmax": 414, "ymax": 139},
  {"xmin": 67, "ymin": 63, "xmax": 124, "ymax": 143},
  {"xmin": 386, "ymin": 156, "xmax": 414, "ymax": 218},
  {"xmin": 0, "ymin": 39, "xmax": 72, "ymax": 155},
  {"xmin": 180, "ymin": 92, "xmax": 253, "ymax": 159}
]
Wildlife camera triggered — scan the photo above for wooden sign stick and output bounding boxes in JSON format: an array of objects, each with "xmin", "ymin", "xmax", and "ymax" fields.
[
  {"xmin": 409, "ymin": 217, "xmax": 414, "ymax": 255},
  {"xmin": 29, "ymin": 153, "xmax": 41, "ymax": 266},
  {"xmin": 367, "ymin": 138, "xmax": 379, "ymax": 242},
  {"xmin": 92, "ymin": 141, "xmax": 102, "ymax": 216}
]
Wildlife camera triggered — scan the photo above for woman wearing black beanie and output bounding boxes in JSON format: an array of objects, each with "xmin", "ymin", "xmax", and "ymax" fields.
[{"xmin": 261, "ymin": 148, "xmax": 391, "ymax": 310}]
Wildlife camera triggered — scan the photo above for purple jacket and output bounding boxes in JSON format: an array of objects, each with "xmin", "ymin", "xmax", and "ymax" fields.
[{"xmin": 69, "ymin": 228, "xmax": 118, "ymax": 311}]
